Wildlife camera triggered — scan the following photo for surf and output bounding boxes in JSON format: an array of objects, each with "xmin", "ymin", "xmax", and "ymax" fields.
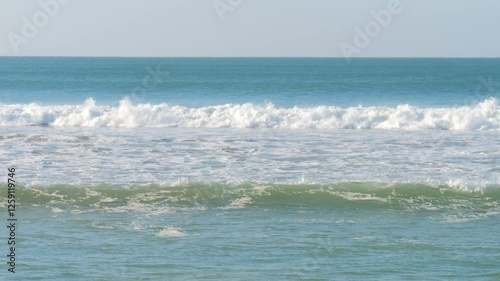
[
  {"xmin": 1, "ymin": 97, "xmax": 499, "ymax": 130},
  {"xmin": 5, "ymin": 182, "xmax": 500, "ymax": 212}
]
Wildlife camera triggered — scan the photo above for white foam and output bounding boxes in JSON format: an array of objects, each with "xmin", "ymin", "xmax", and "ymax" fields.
[
  {"xmin": 157, "ymin": 227, "xmax": 187, "ymax": 237},
  {"xmin": 1, "ymin": 98, "xmax": 499, "ymax": 131},
  {"xmin": 51, "ymin": 207, "xmax": 65, "ymax": 213},
  {"xmin": 223, "ymin": 196, "xmax": 253, "ymax": 209}
]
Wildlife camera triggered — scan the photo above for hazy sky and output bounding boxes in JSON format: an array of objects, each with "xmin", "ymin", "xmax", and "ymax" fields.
[{"xmin": 1, "ymin": 0, "xmax": 499, "ymax": 57}]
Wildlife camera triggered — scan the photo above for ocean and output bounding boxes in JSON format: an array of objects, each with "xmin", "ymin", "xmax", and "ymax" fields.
[{"xmin": 1, "ymin": 57, "xmax": 499, "ymax": 280}]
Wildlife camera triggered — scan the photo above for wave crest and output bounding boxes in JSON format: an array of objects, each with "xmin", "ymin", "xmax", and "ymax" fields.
[
  {"xmin": 4, "ymin": 183, "xmax": 499, "ymax": 213},
  {"xmin": 1, "ymin": 98, "xmax": 499, "ymax": 130}
]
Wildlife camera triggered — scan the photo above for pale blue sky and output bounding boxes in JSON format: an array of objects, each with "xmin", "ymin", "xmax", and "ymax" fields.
[{"xmin": 1, "ymin": 0, "xmax": 499, "ymax": 57}]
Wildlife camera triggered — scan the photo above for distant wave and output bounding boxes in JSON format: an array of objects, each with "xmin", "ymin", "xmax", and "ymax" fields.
[{"xmin": 1, "ymin": 98, "xmax": 499, "ymax": 131}]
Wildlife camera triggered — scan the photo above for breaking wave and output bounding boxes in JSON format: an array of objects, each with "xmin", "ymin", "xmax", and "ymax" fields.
[
  {"xmin": 6, "ymin": 182, "xmax": 500, "ymax": 214},
  {"xmin": 1, "ymin": 98, "xmax": 499, "ymax": 130}
]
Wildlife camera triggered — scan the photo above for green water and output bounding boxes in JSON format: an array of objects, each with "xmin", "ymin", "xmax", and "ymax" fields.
[
  {"xmin": 1, "ymin": 57, "xmax": 499, "ymax": 280},
  {"xmin": 3, "ymin": 183, "xmax": 500, "ymax": 280}
]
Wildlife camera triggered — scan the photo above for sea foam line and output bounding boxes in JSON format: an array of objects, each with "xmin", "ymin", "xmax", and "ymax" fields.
[{"xmin": 0, "ymin": 98, "xmax": 499, "ymax": 131}]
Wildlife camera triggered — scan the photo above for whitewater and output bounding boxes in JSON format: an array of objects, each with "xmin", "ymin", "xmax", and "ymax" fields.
[
  {"xmin": 1, "ymin": 57, "xmax": 499, "ymax": 280},
  {"xmin": 1, "ymin": 97, "xmax": 499, "ymax": 130}
]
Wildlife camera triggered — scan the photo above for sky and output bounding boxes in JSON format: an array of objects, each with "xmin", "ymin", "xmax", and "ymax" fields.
[{"xmin": 0, "ymin": 0, "xmax": 499, "ymax": 57}]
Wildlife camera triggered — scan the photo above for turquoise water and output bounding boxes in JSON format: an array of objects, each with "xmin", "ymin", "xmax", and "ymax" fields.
[
  {"xmin": 1, "ymin": 57, "xmax": 499, "ymax": 107},
  {"xmin": 13, "ymin": 184, "xmax": 500, "ymax": 280},
  {"xmin": 1, "ymin": 58, "xmax": 499, "ymax": 280}
]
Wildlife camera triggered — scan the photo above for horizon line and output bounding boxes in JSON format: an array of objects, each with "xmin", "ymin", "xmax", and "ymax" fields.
[{"xmin": 1, "ymin": 55, "xmax": 500, "ymax": 59}]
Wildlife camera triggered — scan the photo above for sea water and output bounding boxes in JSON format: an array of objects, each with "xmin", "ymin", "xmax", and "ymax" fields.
[{"xmin": 0, "ymin": 58, "xmax": 499, "ymax": 280}]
